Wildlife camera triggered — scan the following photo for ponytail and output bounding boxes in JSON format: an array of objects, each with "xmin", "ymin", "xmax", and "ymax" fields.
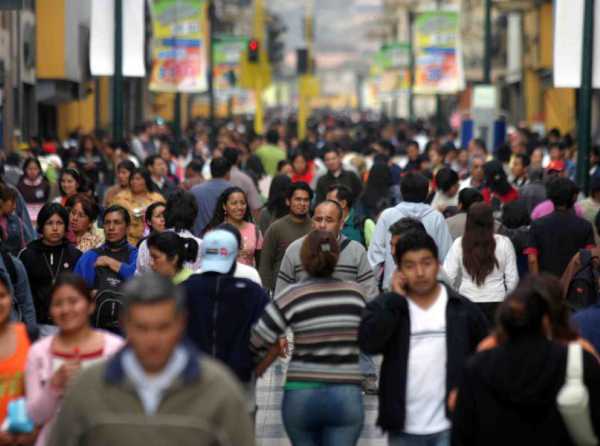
[{"xmin": 147, "ymin": 231, "xmax": 198, "ymax": 270}]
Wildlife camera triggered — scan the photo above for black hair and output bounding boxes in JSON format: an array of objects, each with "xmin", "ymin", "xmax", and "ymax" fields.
[
  {"xmin": 210, "ymin": 157, "xmax": 231, "ymax": 179},
  {"xmin": 65, "ymin": 193, "xmax": 100, "ymax": 223},
  {"xmin": 129, "ymin": 168, "xmax": 156, "ymax": 193},
  {"xmin": 546, "ymin": 177, "xmax": 579, "ymax": 209},
  {"xmin": 145, "ymin": 201, "xmax": 166, "ymax": 233},
  {"xmin": 36, "ymin": 202, "xmax": 69, "ymax": 235},
  {"xmin": 103, "ymin": 204, "xmax": 131, "ymax": 226},
  {"xmin": 290, "ymin": 149, "xmax": 307, "ymax": 164},
  {"xmin": 435, "ymin": 167, "xmax": 459, "ymax": 193},
  {"xmin": 144, "ymin": 154, "xmax": 165, "ymax": 170},
  {"xmin": 394, "ymin": 230, "xmax": 439, "ymax": 265},
  {"xmin": 514, "ymin": 153, "xmax": 530, "ymax": 167},
  {"xmin": 483, "ymin": 160, "xmax": 512, "ymax": 195},
  {"xmin": 266, "ymin": 129, "xmax": 280, "ymax": 144},
  {"xmin": 322, "ymin": 146, "xmax": 340, "ymax": 158},
  {"xmin": 58, "ymin": 168, "xmax": 83, "ymax": 197},
  {"xmin": 458, "ymin": 188, "xmax": 484, "ymax": 211},
  {"xmin": 389, "ymin": 217, "xmax": 426, "ymax": 237},
  {"xmin": 287, "ymin": 181, "xmax": 313, "ymax": 201},
  {"xmin": 277, "ymin": 159, "xmax": 291, "ymax": 172},
  {"xmin": 164, "ymin": 189, "xmax": 198, "ymax": 232},
  {"xmin": 217, "ymin": 223, "xmax": 242, "ymax": 249},
  {"xmin": 327, "ymin": 183, "xmax": 354, "ymax": 208},
  {"xmin": 186, "ymin": 159, "xmax": 204, "ymax": 175},
  {"xmin": 400, "ymin": 172, "xmax": 429, "ymax": 203},
  {"xmin": 501, "ymin": 199, "xmax": 531, "ymax": 229},
  {"xmin": 471, "ymin": 138, "xmax": 487, "ymax": 153},
  {"xmin": 204, "ymin": 187, "xmax": 252, "ymax": 234},
  {"xmin": 222, "ymin": 147, "xmax": 240, "ymax": 166},
  {"xmin": 590, "ymin": 176, "xmax": 600, "ymax": 195},
  {"xmin": 266, "ymin": 174, "xmax": 292, "ymax": 218},
  {"xmin": 406, "ymin": 140, "xmax": 420, "ymax": 151},
  {"xmin": 117, "ymin": 159, "xmax": 136, "ymax": 174},
  {"xmin": 147, "ymin": 231, "xmax": 197, "ymax": 270},
  {"xmin": 21, "ymin": 157, "xmax": 43, "ymax": 178}
]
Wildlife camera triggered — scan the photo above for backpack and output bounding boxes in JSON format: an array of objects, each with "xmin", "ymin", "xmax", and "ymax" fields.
[
  {"xmin": 94, "ymin": 289, "xmax": 124, "ymax": 335},
  {"xmin": 566, "ymin": 249, "xmax": 600, "ymax": 312}
]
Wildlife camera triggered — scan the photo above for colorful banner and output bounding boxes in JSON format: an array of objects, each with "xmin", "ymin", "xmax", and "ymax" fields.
[
  {"xmin": 413, "ymin": 11, "xmax": 465, "ymax": 95},
  {"xmin": 149, "ymin": 0, "xmax": 208, "ymax": 93},
  {"xmin": 213, "ymin": 36, "xmax": 248, "ymax": 99}
]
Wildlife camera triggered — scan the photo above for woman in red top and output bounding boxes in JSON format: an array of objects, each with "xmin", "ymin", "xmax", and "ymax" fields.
[
  {"xmin": 481, "ymin": 160, "xmax": 519, "ymax": 211},
  {"xmin": 290, "ymin": 150, "xmax": 316, "ymax": 189}
]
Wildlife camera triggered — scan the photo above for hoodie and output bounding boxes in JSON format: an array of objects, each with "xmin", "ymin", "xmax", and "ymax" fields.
[
  {"xmin": 368, "ymin": 201, "xmax": 452, "ymax": 290},
  {"xmin": 452, "ymin": 336, "xmax": 600, "ymax": 446}
]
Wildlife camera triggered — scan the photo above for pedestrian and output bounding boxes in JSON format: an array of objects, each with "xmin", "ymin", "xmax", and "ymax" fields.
[
  {"xmin": 356, "ymin": 162, "xmax": 400, "ymax": 221},
  {"xmin": 65, "ymin": 193, "xmax": 104, "ymax": 252},
  {"xmin": 257, "ymin": 174, "xmax": 292, "ymax": 235},
  {"xmin": 443, "ymin": 203, "xmax": 518, "ymax": 323},
  {"xmin": 519, "ymin": 167, "xmax": 546, "ymax": 214},
  {"xmin": 48, "ymin": 273, "xmax": 255, "ymax": 446},
  {"xmin": 290, "ymin": 150, "xmax": 317, "ymax": 189},
  {"xmin": 53, "ymin": 168, "xmax": 84, "ymax": 207},
  {"xmin": 255, "ymin": 129, "xmax": 286, "ymax": 177},
  {"xmin": 139, "ymin": 201, "xmax": 166, "ymax": 242},
  {"xmin": 26, "ymin": 273, "xmax": 124, "ymax": 446},
  {"xmin": 75, "ymin": 134, "xmax": 107, "ymax": 187},
  {"xmin": 315, "ymin": 147, "xmax": 363, "ymax": 204},
  {"xmin": 359, "ymin": 230, "xmax": 488, "ymax": 445},
  {"xmin": 144, "ymin": 154, "xmax": 176, "ymax": 199},
  {"xmin": 431, "ymin": 167, "xmax": 459, "ymax": 214},
  {"xmin": 327, "ymin": 183, "xmax": 375, "ymax": 247},
  {"xmin": 17, "ymin": 157, "xmax": 51, "ymax": 224},
  {"xmin": 103, "ymin": 160, "xmax": 135, "ymax": 207},
  {"xmin": 510, "ymin": 153, "xmax": 530, "ymax": 189},
  {"xmin": 146, "ymin": 231, "xmax": 197, "ymax": 284},
  {"xmin": 0, "ymin": 185, "xmax": 29, "ymax": 256},
  {"xmin": 223, "ymin": 147, "xmax": 263, "ymax": 218},
  {"xmin": 445, "ymin": 188, "xmax": 484, "ymax": 240},
  {"xmin": 459, "ymin": 155, "xmax": 485, "ymax": 191},
  {"xmin": 481, "ymin": 160, "xmax": 519, "ymax": 212},
  {"xmin": 252, "ymin": 230, "xmax": 367, "ymax": 445}
]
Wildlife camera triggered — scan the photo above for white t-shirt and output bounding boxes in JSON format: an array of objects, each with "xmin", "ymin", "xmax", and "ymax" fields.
[{"xmin": 404, "ymin": 286, "xmax": 451, "ymax": 435}]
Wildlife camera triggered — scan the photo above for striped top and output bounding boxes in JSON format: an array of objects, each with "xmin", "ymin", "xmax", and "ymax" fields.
[{"xmin": 251, "ymin": 277, "xmax": 367, "ymax": 385}]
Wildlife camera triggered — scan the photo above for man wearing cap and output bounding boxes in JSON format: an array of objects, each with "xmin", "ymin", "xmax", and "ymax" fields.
[{"xmin": 181, "ymin": 229, "xmax": 269, "ymax": 415}]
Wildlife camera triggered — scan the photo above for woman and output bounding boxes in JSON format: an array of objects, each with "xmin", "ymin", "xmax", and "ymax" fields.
[
  {"xmin": 0, "ymin": 274, "xmax": 35, "ymax": 446},
  {"xmin": 142, "ymin": 201, "xmax": 166, "ymax": 240},
  {"xmin": 75, "ymin": 134, "xmax": 107, "ymax": 186},
  {"xmin": 19, "ymin": 203, "xmax": 82, "ymax": 337},
  {"xmin": 356, "ymin": 162, "xmax": 399, "ymax": 221},
  {"xmin": 17, "ymin": 157, "xmax": 51, "ymax": 224},
  {"xmin": 482, "ymin": 160, "xmax": 519, "ymax": 213},
  {"xmin": 147, "ymin": 232, "xmax": 197, "ymax": 284},
  {"xmin": 290, "ymin": 151, "xmax": 316, "ymax": 189},
  {"xmin": 251, "ymin": 230, "xmax": 367, "ymax": 445},
  {"xmin": 257, "ymin": 174, "xmax": 291, "ymax": 235},
  {"xmin": 443, "ymin": 202, "xmax": 518, "ymax": 323},
  {"xmin": 25, "ymin": 273, "xmax": 125, "ymax": 446},
  {"xmin": 53, "ymin": 168, "xmax": 84, "ymax": 207},
  {"xmin": 452, "ymin": 276, "xmax": 600, "ymax": 446},
  {"xmin": 110, "ymin": 168, "xmax": 164, "ymax": 246},
  {"xmin": 103, "ymin": 160, "xmax": 135, "ymax": 207},
  {"xmin": 65, "ymin": 194, "xmax": 104, "ymax": 253},
  {"xmin": 204, "ymin": 187, "xmax": 262, "ymax": 267}
]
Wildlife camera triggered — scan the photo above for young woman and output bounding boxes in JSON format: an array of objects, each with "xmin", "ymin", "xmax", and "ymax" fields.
[
  {"xmin": 103, "ymin": 160, "xmax": 135, "ymax": 207},
  {"xmin": 25, "ymin": 273, "xmax": 124, "ymax": 446},
  {"xmin": 75, "ymin": 134, "xmax": 107, "ymax": 186},
  {"xmin": 204, "ymin": 187, "xmax": 262, "ymax": 267},
  {"xmin": 147, "ymin": 232, "xmax": 197, "ymax": 284},
  {"xmin": 257, "ymin": 174, "xmax": 291, "ymax": 235},
  {"xmin": 66, "ymin": 194, "xmax": 104, "ymax": 253},
  {"xmin": 481, "ymin": 160, "xmax": 519, "ymax": 212},
  {"xmin": 53, "ymin": 168, "xmax": 84, "ymax": 207},
  {"xmin": 109, "ymin": 168, "xmax": 165, "ymax": 246},
  {"xmin": 143, "ymin": 202, "xmax": 166, "ymax": 238},
  {"xmin": 19, "ymin": 204, "xmax": 82, "ymax": 337},
  {"xmin": 356, "ymin": 162, "xmax": 398, "ymax": 221},
  {"xmin": 290, "ymin": 151, "xmax": 316, "ymax": 189},
  {"xmin": 0, "ymin": 274, "xmax": 34, "ymax": 446},
  {"xmin": 251, "ymin": 231, "xmax": 367, "ymax": 445},
  {"xmin": 17, "ymin": 157, "xmax": 51, "ymax": 224},
  {"xmin": 443, "ymin": 202, "xmax": 519, "ymax": 323}
]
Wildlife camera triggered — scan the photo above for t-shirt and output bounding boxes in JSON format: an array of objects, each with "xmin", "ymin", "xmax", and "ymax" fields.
[
  {"xmin": 527, "ymin": 210, "xmax": 595, "ymax": 277},
  {"xmin": 255, "ymin": 144, "xmax": 286, "ymax": 177},
  {"xmin": 405, "ymin": 286, "xmax": 450, "ymax": 435},
  {"xmin": 238, "ymin": 223, "xmax": 263, "ymax": 267},
  {"xmin": 0, "ymin": 323, "xmax": 30, "ymax": 422}
]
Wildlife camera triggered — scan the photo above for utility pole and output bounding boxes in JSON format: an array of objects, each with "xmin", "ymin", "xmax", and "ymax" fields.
[
  {"xmin": 208, "ymin": 0, "xmax": 216, "ymax": 150},
  {"xmin": 253, "ymin": 0, "xmax": 266, "ymax": 135},
  {"xmin": 408, "ymin": 10, "xmax": 415, "ymax": 122},
  {"xmin": 483, "ymin": 0, "xmax": 492, "ymax": 84},
  {"xmin": 298, "ymin": 0, "xmax": 314, "ymax": 141},
  {"xmin": 112, "ymin": 0, "xmax": 124, "ymax": 141},
  {"xmin": 576, "ymin": 0, "xmax": 595, "ymax": 194},
  {"xmin": 174, "ymin": 92, "xmax": 182, "ymax": 143}
]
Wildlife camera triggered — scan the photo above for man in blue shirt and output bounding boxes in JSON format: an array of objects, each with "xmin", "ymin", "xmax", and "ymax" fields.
[{"xmin": 190, "ymin": 157, "xmax": 232, "ymax": 235}]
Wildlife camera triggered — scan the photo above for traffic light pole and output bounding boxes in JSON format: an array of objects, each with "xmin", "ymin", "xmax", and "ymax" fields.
[
  {"xmin": 577, "ymin": 0, "xmax": 595, "ymax": 194},
  {"xmin": 112, "ymin": 0, "xmax": 124, "ymax": 141},
  {"xmin": 253, "ymin": 0, "xmax": 265, "ymax": 135},
  {"xmin": 483, "ymin": 0, "xmax": 492, "ymax": 84},
  {"xmin": 208, "ymin": 0, "xmax": 216, "ymax": 149}
]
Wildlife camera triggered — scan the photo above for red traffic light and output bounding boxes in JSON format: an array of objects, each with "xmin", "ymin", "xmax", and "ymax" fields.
[
  {"xmin": 248, "ymin": 39, "xmax": 260, "ymax": 63},
  {"xmin": 249, "ymin": 40, "xmax": 259, "ymax": 51}
]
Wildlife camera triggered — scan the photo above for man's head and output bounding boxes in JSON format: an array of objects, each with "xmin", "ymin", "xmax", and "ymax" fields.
[
  {"xmin": 312, "ymin": 200, "xmax": 343, "ymax": 237},
  {"xmin": 265, "ymin": 129, "xmax": 280, "ymax": 145},
  {"xmin": 406, "ymin": 140, "xmax": 420, "ymax": 161},
  {"xmin": 102, "ymin": 205, "xmax": 130, "ymax": 243},
  {"xmin": 468, "ymin": 138, "xmax": 487, "ymax": 158},
  {"xmin": 200, "ymin": 229, "xmax": 238, "ymax": 274},
  {"xmin": 323, "ymin": 147, "xmax": 342, "ymax": 174},
  {"xmin": 286, "ymin": 182, "xmax": 312, "ymax": 219},
  {"xmin": 549, "ymin": 143, "xmax": 564, "ymax": 161},
  {"xmin": 185, "ymin": 159, "xmax": 204, "ymax": 189},
  {"xmin": 435, "ymin": 167, "xmax": 459, "ymax": 197},
  {"xmin": 145, "ymin": 155, "xmax": 168, "ymax": 180},
  {"xmin": 222, "ymin": 147, "xmax": 240, "ymax": 168},
  {"xmin": 121, "ymin": 273, "xmax": 187, "ymax": 374},
  {"xmin": 400, "ymin": 172, "xmax": 430, "ymax": 203},
  {"xmin": 326, "ymin": 184, "xmax": 354, "ymax": 216},
  {"xmin": 389, "ymin": 217, "xmax": 426, "ymax": 259},
  {"xmin": 0, "ymin": 186, "xmax": 17, "ymax": 216},
  {"xmin": 458, "ymin": 188, "xmax": 484, "ymax": 212},
  {"xmin": 394, "ymin": 230, "xmax": 440, "ymax": 297},
  {"xmin": 511, "ymin": 153, "xmax": 530, "ymax": 180},
  {"xmin": 470, "ymin": 156, "xmax": 485, "ymax": 183},
  {"xmin": 210, "ymin": 157, "xmax": 232, "ymax": 180},
  {"xmin": 546, "ymin": 176, "xmax": 579, "ymax": 210}
]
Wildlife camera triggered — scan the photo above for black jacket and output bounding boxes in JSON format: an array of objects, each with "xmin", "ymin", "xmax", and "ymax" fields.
[
  {"xmin": 315, "ymin": 169, "xmax": 363, "ymax": 204},
  {"xmin": 358, "ymin": 285, "xmax": 488, "ymax": 432},
  {"xmin": 18, "ymin": 239, "xmax": 82, "ymax": 324},
  {"xmin": 452, "ymin": 337, "xmax": 600, "ymax": 446}
]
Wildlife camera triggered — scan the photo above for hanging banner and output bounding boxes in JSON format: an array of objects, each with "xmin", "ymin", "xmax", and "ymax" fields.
[
  {"xmin": 413, "ymin": 11, "xmax": 465, "ymax": 95},
  {"xmin": 213, "ymin": 36, "xmax": 248, "ymax": 99},
  {"xmin": 149, "ymin": 0, "xmax": 208, "ymax": 93}
]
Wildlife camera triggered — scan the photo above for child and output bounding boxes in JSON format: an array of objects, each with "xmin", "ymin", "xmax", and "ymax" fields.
[{"xmin": 0, "ymin": 185, "xmax": 27, "ymax": 256}]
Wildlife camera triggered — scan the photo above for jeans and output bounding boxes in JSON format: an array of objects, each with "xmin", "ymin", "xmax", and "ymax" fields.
[
  {"xmin": 388, "ymin": 430, "xmax": 450, "ymax": 446},
  {"xmin": 359, "ymin": 352, "xmax": 378, "ymax": 377},
  {"xmin": 282, "ymin": 384, "xmax": 364, "ymax": 446}
]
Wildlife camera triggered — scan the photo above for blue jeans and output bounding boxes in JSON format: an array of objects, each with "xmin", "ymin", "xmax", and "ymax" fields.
[
  {"xmin": 359, "ymin": 352, "xmax": 378, "ymax": 377},
  {"xmin": 282, "ymin": 384, "xmax": 364, "ymax": 446},
  {"xmin": 388, "ymin": 430, "xmax": 450, "ymax": 446}
]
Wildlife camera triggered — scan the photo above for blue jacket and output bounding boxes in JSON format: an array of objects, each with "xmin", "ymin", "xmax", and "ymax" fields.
[
  {"xmin": 74, "ymin": 243, "xmax": 138, "ymax": 289},
  {"xmin": 572, "ymin": 305, "xmax": 600, "ymax": 355},
  {"xmin": 182, "ymin": 272, "xmax": 269, "ymax": 383},
  {"xmin": 0, "ymin": 253, "xmax": 37, "ymax": 337}
]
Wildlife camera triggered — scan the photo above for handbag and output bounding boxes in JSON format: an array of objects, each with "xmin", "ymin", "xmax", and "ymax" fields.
[{"xmin": 556, "ymin": 343, "xmax": 599, "ymax": 446}]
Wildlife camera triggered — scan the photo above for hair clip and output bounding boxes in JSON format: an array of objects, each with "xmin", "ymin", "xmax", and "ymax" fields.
[{"xmin": 320, "ymin": 242, "xmax": 331, "ymax": 252}]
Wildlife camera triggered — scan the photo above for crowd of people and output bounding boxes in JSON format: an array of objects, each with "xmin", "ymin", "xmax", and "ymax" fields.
[{"xmin": 0, "ymin": 115, "xmax": 599, "ymax": 445}]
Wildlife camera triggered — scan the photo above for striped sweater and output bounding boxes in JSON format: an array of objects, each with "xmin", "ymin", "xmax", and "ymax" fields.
[{"xmin": 251, "ymin": 277, "xmax": 367, "ymax": 384}]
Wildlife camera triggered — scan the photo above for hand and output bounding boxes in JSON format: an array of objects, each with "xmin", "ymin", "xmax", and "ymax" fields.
[
  {"xmin": 278, "ymin": 337, "xmax": 289, "ymax": 358},
  {"xmin": 12, "ymin": 431, "xmax": 38, "ymax": 446},
  {"xmin": 95, "ymin": 256, "xmax": 121, "ymax": 273},
  {"xmin": 448, "ymin": 388, "xmax": 458, "ymax": 413},
  {"xmin": 391, "ymin": 270, "xmax": 407, "ymax": 296},
  {"xmin": 50, "ymin": 349, "xmax": 81, "ymax": 391}
]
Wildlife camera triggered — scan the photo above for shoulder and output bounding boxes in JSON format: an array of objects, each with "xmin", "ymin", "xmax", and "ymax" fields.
[
  {"xmin": 149, "ymin": 192, "xmax": 165, "ymax": 203},
  {"xmin": 447, "ymin": 286, "xmax": 482, "ymax": 313},
  {"xmin": 100, "ymin": 331, "xmax": 126, "ymax": 352},
  {"xmin": 29, "ymin": 333, "xmax": 55, "ymax": 356}
]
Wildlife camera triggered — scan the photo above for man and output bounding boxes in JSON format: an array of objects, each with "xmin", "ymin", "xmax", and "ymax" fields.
[
  {"xmin": 510, "ymin": 153, "xmax": 530, "ymax": 189},
  {"xmin": 191, "ymin": 157, "xmax": 232, "ymax": 235},
  {"xmin": 359, "ymin": 231, "xmax": 488, "ymax": 445},
  {"xmin": 145, "ymin": 154, "xmax": 176, "ymax": 199},
  {"xmin": 431, "ymin": 167, "xmax": 459, "ymax": 213},
  {"xmin": 255, "ymin": 129, "xmax": 286, "ymax": 177},
  {"xmin": 48, "ymin": 273, "xmax": 254, "ymax": 446},
  {"xmin": 315, "ymin": 147, "xmax": 363, "ymax": 204},
  {"xmin": 182, "ymin": 159, "xmax": 204, "ymax": 191},
  {"xmin": 222, "ymin": 147, "xmax": 262, "ymax": 218},
  {"xmin": 445, "ymin": 188, "xmax": 485, "ymax": 240},
  {"xmin": 369, "ymin": 172, "xmax": 453, "ymax": 291},
  {"xmin": 467, "ymin": 137, "xmax": 488, "ymax": 159},
  {"xmin": 519, "ymin": 167, "xmax": 546, "ymax": 214},
  {"xmin": 130, "ymin": 122, "xmax": 156, "ymax": 162},
  {"xmin": 74, "ymin": 205, "xmax": 138, "ymax": 291},
  {"xmin": 182, "ymin": 229, "xmax": 269, "ymax": 413},
  {"xmin": 578, "ymin": 176, "xmax": 600, "ymax": 243},
  {"xmin": 459, "ymin": 155, "xmax": 485, "ymax": 191},
  {"xmin": 527, "ymin": 177, "xmax": 594, "ymax": 277},
  {"xmin": 259, "ymin": 182, "xmax": 313, "ymax": 291},
  {"xmin": 326, "ymin": 183, "xmax": 373, "ymax": 247},
  {"xmin": 402, "ymin": 140, "xmax": 422, "ymax": 173}
]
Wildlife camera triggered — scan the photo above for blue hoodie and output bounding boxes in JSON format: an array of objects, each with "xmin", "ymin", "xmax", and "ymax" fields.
[{"xmin": 368, "ymin": 201, "xmax": 453, "ymax": 290}]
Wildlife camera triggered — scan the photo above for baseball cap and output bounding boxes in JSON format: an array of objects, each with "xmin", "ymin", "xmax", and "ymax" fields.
[
  {"xmin": 546, "ymin": 160, "xmax": 565, "ymax": 172},
  {"xmin": 200, "ymin": 229, "xmax": 238, "ymax": 274}
]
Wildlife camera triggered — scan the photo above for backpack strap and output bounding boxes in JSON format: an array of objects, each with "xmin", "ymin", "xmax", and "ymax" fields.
[{"xmin": 340, "ymin": 237, "xmax": 352, "ymax": 253}]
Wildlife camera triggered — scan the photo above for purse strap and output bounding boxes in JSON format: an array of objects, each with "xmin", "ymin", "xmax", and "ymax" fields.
[{"xmin": 566, "ymin": 343, "xmax": 583, "ymax": 382}]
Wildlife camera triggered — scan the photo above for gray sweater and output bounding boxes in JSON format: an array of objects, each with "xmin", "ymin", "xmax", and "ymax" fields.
[{"xmin": 275, "ymin": 235, "xmax": 378, "ymax": 299}]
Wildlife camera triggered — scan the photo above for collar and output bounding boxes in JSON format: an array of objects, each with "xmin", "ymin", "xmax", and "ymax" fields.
[
  {"xmin": 343, "ymin": 207, "xmax": 354, "ymax": 224},
  {"xmin": 152, "ymin": 176, "xmax": 165, "ymax": 188},
  {"xmin": 329, "ymin": 169, "xmax": 343, "ymax": 178},
  {"xmin": 105, "ymin": 342, "xmax": 201, "ymax": 385}
]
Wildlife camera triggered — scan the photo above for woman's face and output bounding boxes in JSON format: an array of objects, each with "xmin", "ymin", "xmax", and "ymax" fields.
[
  {"xmin": 150, "ymin": 205, "xmax": 166, "ymax": 233},
  {"xmin": 130, "ymin": 173, "xmax": 147, "ymax": 194},
  {"xmin": 117, "ymin": 168, "xmax": 131, "ymax": 188},
  {"xmin": 69, "ymin": 202, "xmax": 92, "ymax": 235},
  {"xmin": 292, "ymin": 156, "xmax": 307, "ymax": 175},
  {"xmin": 43, "ymin": 213, "xmax": 66, "ymax": 244},
  {"xmin": 149, "ymin": 246, "xmax": 177, "ymax": 277},
  {"xmin": 61, "ymin": 173, "xmax": 78, "ymax": 197},
  {"xmin": 50, "ymin": 284, "xmax": 94, "ymax": 334},
  {"xmin": 25, "ymin": 162, "xmax": 41, "ymax": 180},
  {"xmin": 0, "ymin": 282, "xmax": 11, "ymax": 327},
  {"xmin": 224, "ymin": 192, "xmax": 247, "ymax": 222}
]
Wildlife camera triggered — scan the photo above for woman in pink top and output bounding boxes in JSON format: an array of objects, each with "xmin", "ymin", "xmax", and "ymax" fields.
[{"xmin": 25, "ymin": 273, "xmax": 124, "ymax": 446}]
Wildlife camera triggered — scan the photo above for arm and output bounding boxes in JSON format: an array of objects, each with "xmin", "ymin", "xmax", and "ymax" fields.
[
  {"xmin": 442, "ymin": 240, "xmax": 461, "ymax": 290},
  {"xmin": 363, "ymin": 218, "xmax": 375, "ymax": 248},
  {"xmin": 118, "ymin": 249, "xmax": 138, "ymax": 279},
  {"xmin": 258, "ymin": 227, "xmax": 277, "ymax": 290},
  {"xmin": 503, "ymin": 238, "xmax": 519, "ymax": 293},
  {"xmin": 74, "ymin": 253, "xmax": 96, "ymax": 289},
  {"xmin": 367, "ymin": 214, "xmax": 388, "ymax": 270},
  {"xmin": 526, "ymin": 223, "xmax": 540, "ymax": 275},
  {"xmin": 25, "ymin": 345, "xmax": 62, "ymax": 425},
  {"xmin": 527, "ymin": 253, "xmax": 539, "ymax": 274},
  {"xmin": 355, "ymin": 247, "xmax": 378, "ymax": 300},
  {"xmin": 436, "ymin": 214, "xmax": 453, "ymax": 261},
  {"xmin": 250, "ymin": 301, "xmax": 288, "ymax": 362},
  {"xmin": 358, "ymin": 292, "xmax": 404, "ymax": 354},
  {"xmin": 451, "ymin": 364, "xmax": 478, "ymax": 446},
  {"xmin": 135, "ymin": 241, "xmax": 151, "ymax": 275},
  {"xmin": 13, "ymin": 258, "xmax": 37, "ymax": 337},
  {"xmin": 274, "ymin": 249, "xmax": 296, "ymax": 298}
]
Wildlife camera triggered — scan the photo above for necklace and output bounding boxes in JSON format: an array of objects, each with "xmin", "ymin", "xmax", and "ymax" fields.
[{"xmin": 42, "ymin": 248, "xmax": 66, "ymax": 286}]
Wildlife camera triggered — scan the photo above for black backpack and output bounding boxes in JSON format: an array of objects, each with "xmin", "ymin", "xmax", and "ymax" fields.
[{"xmin": 566, "ymin": 249, "xmax": 600, "ymax": 312}]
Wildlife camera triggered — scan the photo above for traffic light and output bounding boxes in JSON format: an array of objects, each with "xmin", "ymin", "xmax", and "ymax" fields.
[
  {"xmin": 267, "ymin": 14, "xmax": 287, "ymax": 68},
  {"xmin": 297, "ymin": 48, "xmax": 309, "ymax": 74},
  {"xmin": 248, "ymin": 39, "xmax": 260, "ymax": 63}
]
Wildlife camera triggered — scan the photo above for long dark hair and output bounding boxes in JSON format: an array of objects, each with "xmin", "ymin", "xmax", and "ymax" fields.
[
  {"xmin": 484, "ymin": 160, "xmax": 512, "ymax": 195},
  {"xmin": 203, "ymin": 187, "xmax": 252, "ymax": 235},
  {"xmin": 20, "ymin": 157, "xmax": 46, "ymax": 182},
  {"xmin": 462, "ymin": 202, "xmax": 498, "ymax": 286},
  {"xmin": 360, "ymin": 162, "xmax": 392, "ymax": 217},
  {"xmin": 129, "ymin": 167, "xmax": 156, "ymax": 193},
  {"xmin": 266, "ymin": 174, "xmax": 291, "ymax": 218},
  {"xmin": 147, "ymin": 231, "xmax": 198, "ymax": 270}
]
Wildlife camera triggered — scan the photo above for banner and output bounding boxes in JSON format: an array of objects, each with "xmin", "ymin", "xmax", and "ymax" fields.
[
  {"xmin": 413, "ymin": 11, "xmax": 465, "ymax": 95},
  {"xmin": 149, "ymin": 0, "xmax": 208, "ymax": 93},
  {"xmin": 213, "ymin": 36, "xmax": 248, "ymax": 99}
]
